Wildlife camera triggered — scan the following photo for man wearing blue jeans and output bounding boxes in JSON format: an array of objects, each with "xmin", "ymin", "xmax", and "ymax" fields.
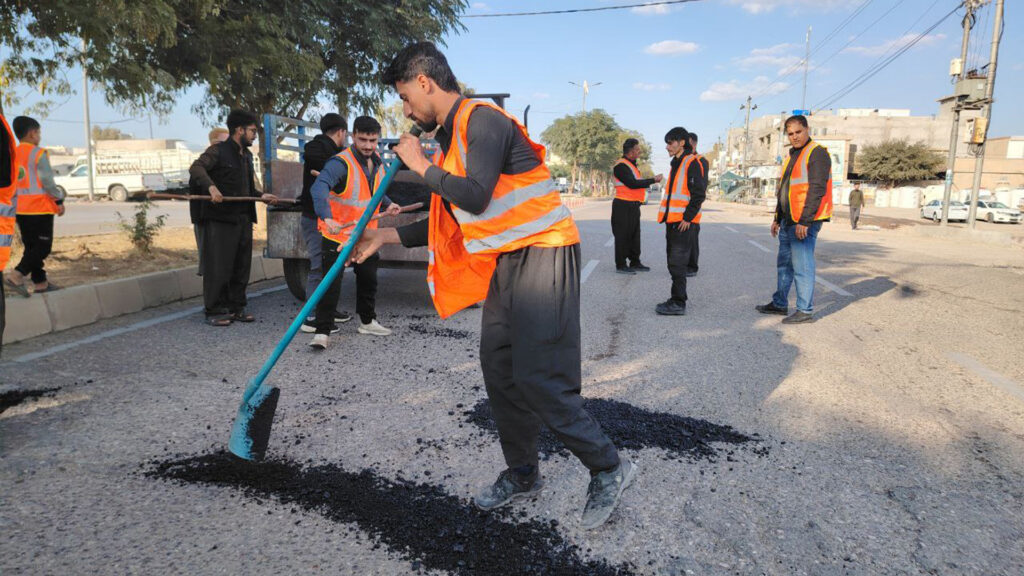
[{"xmin": 756, "ymin": 115, "xmax": 832, "ymax": 324}]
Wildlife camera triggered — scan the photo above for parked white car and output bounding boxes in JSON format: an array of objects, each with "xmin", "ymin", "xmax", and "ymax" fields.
[
  {"xmin": 53, "ymin": 164, "xmax": 166, "ymax": 201},
  {"xmin": 921, "ymin": 199, "xmax": 968, "ymax": 222},
  {"xmin": 973, "ymin": 200, "xmax": 1021, "ymax": 224}
]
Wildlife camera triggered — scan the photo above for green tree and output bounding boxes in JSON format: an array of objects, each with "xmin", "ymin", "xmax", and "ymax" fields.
[
  {"xmin": 0, "ymin": 1, "xmax": 466, "ymax": 124},
  {"xmin": 92, "ymin": 126, "xmax": 133, "ymax": 140},
  {"xmin": 541, "ymin": 109, "xmax": 630, "ymax": 196},
  {"xmin": 857, "ymin": 139, "xmax": 943, "ymax": 188}
]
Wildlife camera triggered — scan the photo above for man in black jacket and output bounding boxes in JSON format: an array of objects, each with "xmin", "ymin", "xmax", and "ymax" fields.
[
  {"xmin": 656, "ymin": 127, "xmax": 706, "ymax": 316},
  {"xmin": 755, "ymin": 115, "xmax": 832, "ymax": 324},
  {"xmin": 610, "ymin": 138, "xmax": 662, "ymax": 274},
  {"xmin": 298, "ymin": 113, "xmax": 353, "ymax": 332},
  {"xmin": 188, "ymin": 109, "xmax": 277, "ymax": 326},
  {"xmin": 686, "ymin": 132, "xmax": 709, "ymax": 277}
]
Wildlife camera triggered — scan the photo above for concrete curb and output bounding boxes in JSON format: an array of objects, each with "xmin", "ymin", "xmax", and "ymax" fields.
[
  {"xmin": 4, "ymin": 253, "xmax": 284, "ymax": 345},
  {"xmin": 912, "ymin": 225, "xmax": 1014, "ymax": 246}
]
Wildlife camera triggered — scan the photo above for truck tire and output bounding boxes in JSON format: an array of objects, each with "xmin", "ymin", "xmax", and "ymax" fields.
[
  {"xmin": 108, "ymin": 185, "xmax": 129, "ymax": 202},
  {"xmin": 283, "ymin": 258, "xmax": 310, "ymax": 302}
]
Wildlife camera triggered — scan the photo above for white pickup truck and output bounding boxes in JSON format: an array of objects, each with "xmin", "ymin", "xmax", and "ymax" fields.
[{"xmin": 54, "ymin": 164, "xmax": 166, "ymax": 201}]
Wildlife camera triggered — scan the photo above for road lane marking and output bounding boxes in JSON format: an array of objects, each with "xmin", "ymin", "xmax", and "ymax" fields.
[
  {"xmin": 748, "ymin": 240, "xmax": 772, "ymax": 253},
  {"xmin": 604, "ymin": 236, "xmax": 615, "ymax": 247},
  {"xmin": 815, "ymin": 276, "xmax": 853, "ymax": 297},
  {"xmin": 580, "ymin": 259, "xmax": 599, "ymax": 284},
  {"xmin": 725, "ymin": 226, "xmax": 739, "ymax": 233},
  {"xmin": 948, "ymin": 353, "xmax": 1024, "ymax": 404},
  {"xmin": 7, "ymin": 284, "xmax": 289, "ymax": 364}
]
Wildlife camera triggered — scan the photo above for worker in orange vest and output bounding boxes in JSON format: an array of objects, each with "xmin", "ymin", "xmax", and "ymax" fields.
[
  {"xmin": 6, "ymin": 116, "xmax": 66, "ymax": 296},
  {"xmin": 354, "ymin": 42, "xmax": 633, "ymax": 530},
  {"xmin": 656, "ymin": 126, "xmax": 706, "ymax": 316},
  {"xmin": 0, "ymin": 114, "xmax": 18, "ymax": 356},
  {"xmin": 755, "ymin": 114, "xmax": 832, "ymax": 324},
  {"xmin": 610, "ymin": 138, "xmax": 662, "ymax": 274}
]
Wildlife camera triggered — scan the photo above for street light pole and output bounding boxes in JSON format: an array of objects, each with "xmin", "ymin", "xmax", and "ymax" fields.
[
  {"xmin": 740, "ymin": 96, "xmax": 757, "ymax": 176},
  {"xmin": 967, "ymin": 0, "xmax": 1004, "ymax": 229},
  {"xmin": 802, "ymin": 26, "xmax": 812, "ymax": 110},
  {"xmin": 81, "ymin": 38, "xmax": 96, "ymax": 203},
  {"xmin": 568, "ymin": 80, "xmax": 602, "ymax": 113}
]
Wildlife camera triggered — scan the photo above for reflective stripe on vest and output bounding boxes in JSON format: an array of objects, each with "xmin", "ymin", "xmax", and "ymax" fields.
[
  {"xmin": 425, "ymin": 99, "xmax": 580, "ymax": 319},
  {"xmin": 15, "ymin": 144, "xmax": 57, "ymax": 215},
  {"xmin": 612, "ymin": 158, "xmax": 645, "ymax": 202},
  {"xmin": 658, "ymin": 154, "xmax": 703, "ymax": 224},
  {"xmin": 318, "ymin": 148, "xmax": 382, "ymax": 244},
  {"xmin": 780, "ymin": 141, "xmax": 833, "ymax": 222}
]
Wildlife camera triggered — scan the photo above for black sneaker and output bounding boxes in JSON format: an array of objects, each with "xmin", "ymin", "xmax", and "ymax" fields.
[
  {"xmin": 302, "ymin": 318, "xmax": 341, "ymax": 334},
  {"xmin": 629, "ymin": 263, "xmax": 651, "ymax": 272},
  {"xmin": 580, "ymin": 456, "xmax": 637, "ymax": 529},
  {"xmin": 755, "ymin": 302, "xmax": 788, "ymax": 315},
  {"xmin": 782, "ymin": 311, "xmax": 816, "ymax": 324},
  {"xmin": 655, "ymin": 300, "xmax": 686, "ymax": 315},
  {"xmin": 474, "ymin": 469, "xmax": 544, "ymax": 510},
  {"xmin": 685, "ymin": 271, "xmax": 697, "ymax": 278},
  {"xmin": 615, "ymin": 267, "xmax": 637, "ymax": 275},
  {"xmin": 335, "ymin": 310, "xmax": 353, "ymax": 323}
]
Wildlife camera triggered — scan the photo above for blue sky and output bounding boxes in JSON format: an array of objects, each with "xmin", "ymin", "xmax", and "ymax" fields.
[{"xmin": 18, "ymin": 0, "xmax": 1023, "ymax": 170}]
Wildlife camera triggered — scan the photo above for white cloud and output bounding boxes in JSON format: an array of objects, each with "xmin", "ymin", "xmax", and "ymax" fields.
[
  {"xmin": 632, "ymin": 2, "xmax": 670, "ymax": 14},
  {"xmin": 724, "ymin": 0, "xmax": 849, "ymax": 14},
  {"xmin": 633, "ymin": 82, "xmax": 672, "ymax": 92},
  {"xmin": 699, "ymin": 76, "xmax": 789, "ymax": 102},
  {"xmin": 734, "ymin": 43, "xmax": 802, "ymax": 75},
  {"xmin": 644, "ymin": 41, "xmax": 699, "ymax": 56},
  {"xmin": 471, "ymin": 2, "xmax": 488, "ymax": 9},
  {"xmin": 844, "ymin": 33, "xmax": 946, "ymax": 57}
]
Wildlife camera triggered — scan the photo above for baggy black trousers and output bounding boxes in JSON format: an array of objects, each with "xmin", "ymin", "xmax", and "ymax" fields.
[
  {"xmin": 201, "ymin": 217, "xmax": 253, "ymax": 316},
  {"xmin": 610, "ymin": 198, "xmax": 642, "ymax": 269},
  {"xmin": 665, "ymin": 222, "xmax": 698, "ymax": 304},
  {"xmin": 479, "ymin": 243, "xmax": 620, "ymax": 472},
  {"xmin": 14, "ymin": 214, "xmax": 54, "ymax": 283},
  {"xmin": 314, "ymin": 236, "xmax": 379, "ymax": 332}
]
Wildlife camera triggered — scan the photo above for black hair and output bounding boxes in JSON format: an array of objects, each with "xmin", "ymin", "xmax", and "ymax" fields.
[
  {"xmin": 352, "ymin": 116, "xmax": 382, "ymax": 136},
  {"xmin": 226, "ymin": 109, "xmax": 259, "ymax": 134},
  {"xmin": 319, "ymin": 113, "xmax": 347, "ymax": 135},
  {"xmin": 785, "ymin": 115, "xmax": 808, "ymax": 129},
  {"xmin": 664, "ymin": 126, "xmax": 689, "ymax": 144},
  {"xmin": 382, "ymin": 41, "xmax": 460, "ymax": 92},
  {"xmin": 689, "ymin": 132, "xmax": 699, "ymax": 144},
  {"xmin": 13, "ymin": 116, "xmax": 40, "ymax": 140},
  {"xmin": 622, "ymin": 138, "xmax": 640, "ymax": 155}
]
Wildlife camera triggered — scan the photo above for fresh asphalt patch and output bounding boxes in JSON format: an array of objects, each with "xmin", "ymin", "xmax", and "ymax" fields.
[
  {"xmin": 465, "ymin": 398, "xmax": 764, "ymax": 462},
  {"xmin": 0, "ymin": 387, "xmax": 62, "ymax": 414},
  {"xmin": 148, "ymin": 452, "xmax": 636, "ymax": 576}
]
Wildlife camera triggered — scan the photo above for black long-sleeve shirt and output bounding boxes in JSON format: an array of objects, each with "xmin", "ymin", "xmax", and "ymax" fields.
[
  {"xmin": 775, "ymin": 141, "xmax": 832, "ymax": 226},
  {"xmin": 398, "ymin": 96, "xmax": 543, "ymax": 247},
  {"xmin": 612, "ymin": 157, "xmax": 655, "ymax": 193},
  {"xmin": 662, "ymin": 152, "xmax": 707, "ymax": 224},
  {"xmin": 300, "ymin": 134, "xmax": 342, "ymax": 217},
  {"xmin": 188, "ymin": 138, "xmax": 258, "ymax": 223}
]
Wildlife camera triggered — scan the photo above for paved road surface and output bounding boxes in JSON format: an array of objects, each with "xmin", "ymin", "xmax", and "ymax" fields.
[
  {"xmin": 56, "ymin": 199, "xmax": 193, "ymax": 237},
  {"xmin": 3, "ymin": 200, "xmax": 1023, "ymax": 575}
]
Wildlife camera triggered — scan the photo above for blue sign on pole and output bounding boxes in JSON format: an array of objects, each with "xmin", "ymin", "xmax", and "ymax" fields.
[{"xmin": 792, "ymin": 109, "xmax": 811, "ymax": 116}]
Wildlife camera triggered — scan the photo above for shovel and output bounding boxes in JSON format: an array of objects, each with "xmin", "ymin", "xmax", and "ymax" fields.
[{"xmin": 228, "ymin": 126, "xmax": 422, "ymax": 461}]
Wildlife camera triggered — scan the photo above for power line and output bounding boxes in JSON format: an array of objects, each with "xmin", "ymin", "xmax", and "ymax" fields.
[
  {"xmin": 463, "ymin": 0, "xmax": 700, "ymax": 18},
  {"xmin": 812, "ymin": 5, "xmax": 961, "ymax": 112}
]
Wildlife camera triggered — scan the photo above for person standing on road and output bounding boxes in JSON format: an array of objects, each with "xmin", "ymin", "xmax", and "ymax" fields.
[
  {"xmin": 0, "ymin": 114, "xmax": 18, "ymax": 356},
  {"xmin": 298, "ymin": 113, "xmax": 354, "ymax": 334},
  {"xmin": 686, "ymin": 132, "xmax": 709, "ymax": 278},
  {"xmin": 848, "ymin": 182, "xmax": 864, "ymax": 230},
  {"xmin": 353, "ymin": 42, "xmax": 634, "ymax": 530},
  {"xmin": 5, "ymin": 116, "xmax": 66, "ymax": 296},
  {"xmin": 307, "ymin": 115, "xmax": 400, "ymax": 349},
  {"xmin": 188, "ymin": 127, "xmax": 230, "ymax": 278},
  {"xmin": 188, "ymin": 109, "xmax": 278, "ymax": 327},
  {"xmin": 756, "ymin": 114, "xmax": 832, "ymax": 324},
  {"xmin": 656, "ymin": 126, "xmax": 706, "ymax": 316},
  {"xmin": 610, "ymin": 138, "xmax": 661, "ymax": 274}
]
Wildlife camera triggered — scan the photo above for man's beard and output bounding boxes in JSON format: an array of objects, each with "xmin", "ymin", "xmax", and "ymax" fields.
[{"xmin": 240, "ymin": 136, "xmax": 253, "ymax": 148}]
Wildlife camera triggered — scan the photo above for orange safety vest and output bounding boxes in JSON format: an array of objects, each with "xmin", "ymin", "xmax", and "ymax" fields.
[
  {"xmin": 317, "ymin": 147, "xmax": 384, "ymax": 245},
  {"xmin": 658, "ymin": 153, "xmax": 704, "ymax": 224},
  {"xmin": 15, "ymin": 142, "xmax": 58, "ymax": 215},
  {"xmin": 780, "ymin": 141, "xmax": 833, "ymax": 223},
  {"xmin": 0, "ymin": 116, "xmax": 17, "ymax": 270},
  {"xmin": 426, "ymin": 99, "xmax": 580, "ymax": 319},
  {"xmin": 612, "ymin": 158, "xmax": 645, "ymax": 202}
]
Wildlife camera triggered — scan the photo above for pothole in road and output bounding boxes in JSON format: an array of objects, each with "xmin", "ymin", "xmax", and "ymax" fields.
[
  {"xmin": 408, "ymin": 323, "xmax": 472, "ymax": 339},
  {"xmin": 148, "ymin": 452, "xmax": 635, "ymax": 576},
  {"xmin": 0, "ymin": 387, "xmax": 61, "ymax": 414},
  {"xmin": 465, "ymin": 398, "xmax": 762, "ymax": 462}
]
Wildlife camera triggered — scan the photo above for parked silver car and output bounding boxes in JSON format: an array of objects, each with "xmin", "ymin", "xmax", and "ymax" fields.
[
  {"xmin": 921, "ymin": 199, "xmax": 968, "ymax": 222},
  {"xmin": 973, "ymin": 200, "xmax": 1021, "ymax": 224}
]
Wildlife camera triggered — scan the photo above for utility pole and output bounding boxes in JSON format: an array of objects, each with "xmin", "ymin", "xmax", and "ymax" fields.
[
  {"xmin": 568, "ymin": 80, "xmax": 602, "ymax": 113},
  {"xmin": 81, "ymin": 38, "xmax": 96, "ymax": 203},
  {"xmin": 801, "ymin": 26, "xmax": 812, "ymax": 110},
  {"xmin": 740, "ymin": 96, "xmax": 757, "ymax": 176},
  {"xmin": 776, "ymin": 111, "xmax": 786, "ymax": 163},
  {"xmin": 967, "ymin": 0, "xmax": 1003, "ymax": 228},
  {"xmin": 941, "ymin": 0, "xmax": 981, "ymax": 226}
]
